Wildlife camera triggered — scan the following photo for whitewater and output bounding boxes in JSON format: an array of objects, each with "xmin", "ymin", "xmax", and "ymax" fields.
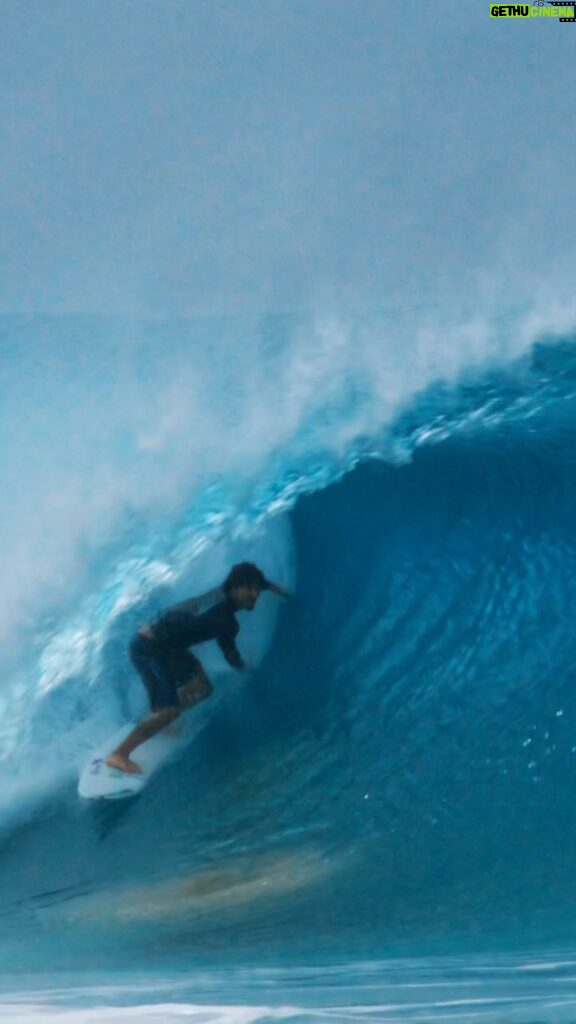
[{"xmin": 1, "ymin": 304, "xmax": 576, "ymax": 1022}]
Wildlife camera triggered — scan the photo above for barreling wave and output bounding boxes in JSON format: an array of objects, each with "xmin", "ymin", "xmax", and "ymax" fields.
[{"xmin": 1, "ymin": 313, "xmax": 576, "ymax": 969}]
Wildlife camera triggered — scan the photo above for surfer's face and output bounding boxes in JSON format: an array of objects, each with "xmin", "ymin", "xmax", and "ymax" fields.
[{"xmin": 230, "ymin": 583, "xmax": 261, "ymax": 611}]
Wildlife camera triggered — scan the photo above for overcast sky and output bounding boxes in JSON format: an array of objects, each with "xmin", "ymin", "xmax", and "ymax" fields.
[{"xmin": 1, "ymin": 1, "xmax": 575, "ymax": 319}]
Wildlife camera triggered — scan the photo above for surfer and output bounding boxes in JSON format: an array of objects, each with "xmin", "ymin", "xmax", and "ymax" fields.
[{"xmin": 106, "ymin": 562, "xmax": 289, "ymax": 774}]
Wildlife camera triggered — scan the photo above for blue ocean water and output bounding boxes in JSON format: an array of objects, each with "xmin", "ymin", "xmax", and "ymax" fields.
[{"xmin": 2, "ymin": 311, "xmax": 576, "ymax": 1021}]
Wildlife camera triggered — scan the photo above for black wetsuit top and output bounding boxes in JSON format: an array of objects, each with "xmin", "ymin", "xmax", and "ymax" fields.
[{"xmin": 149, "ymin": 586, "xmax": 244, "ymax": 669}]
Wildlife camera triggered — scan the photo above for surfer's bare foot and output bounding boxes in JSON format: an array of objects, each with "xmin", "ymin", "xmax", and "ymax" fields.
[{"xmin": 105, "ymin": 753, "xmax": 142, "ymax": 775}]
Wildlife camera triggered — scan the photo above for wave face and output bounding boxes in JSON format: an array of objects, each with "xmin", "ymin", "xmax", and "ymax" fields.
[{"xmin": 1, "ymin": 313, "xmax": 576, "ymax": 975}]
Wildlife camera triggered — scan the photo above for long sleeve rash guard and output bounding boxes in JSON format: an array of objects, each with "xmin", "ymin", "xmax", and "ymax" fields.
[{"xmin": 150, "ymin": 587, "xmax": 245, "ymax": 669}]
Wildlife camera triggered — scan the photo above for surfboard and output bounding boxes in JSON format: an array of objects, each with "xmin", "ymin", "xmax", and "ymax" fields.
[{"xmin": 78, "ymin": 719, "xmax": 191, "ymax": 800}]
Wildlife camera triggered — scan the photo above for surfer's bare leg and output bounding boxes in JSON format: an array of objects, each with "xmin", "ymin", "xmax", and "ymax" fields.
[
  {"xmin": 106, "ymin": 667, "xmax": 213, "ymax": 775},
  {"xmin": 106, "ymin": 707, "xmax": 181, "ymax": 774},
  {"xmin": 177, "ymin": 668, "xmax": 213, "ymax": 708}
]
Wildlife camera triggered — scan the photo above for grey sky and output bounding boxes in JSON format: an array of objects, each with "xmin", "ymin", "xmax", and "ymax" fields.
[{"xmin": 1, "ymin": 1, "xmax": 575, "ymax": 318}]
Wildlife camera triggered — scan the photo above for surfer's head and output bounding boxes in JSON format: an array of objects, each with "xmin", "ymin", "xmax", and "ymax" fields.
[{"xmin": 224, "ymin": 562, "xmax": 270, "ymax": 611}]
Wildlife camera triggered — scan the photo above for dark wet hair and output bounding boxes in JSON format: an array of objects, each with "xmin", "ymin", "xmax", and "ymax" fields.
[{"xmin": 223, "ymin": 562, "xmax": 269, "ymax": 595}]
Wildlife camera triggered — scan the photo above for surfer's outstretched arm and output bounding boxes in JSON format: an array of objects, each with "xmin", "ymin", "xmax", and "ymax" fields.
[{"xmin": 265, "ymin": 580, "xmax": 291, "ymax": 599}]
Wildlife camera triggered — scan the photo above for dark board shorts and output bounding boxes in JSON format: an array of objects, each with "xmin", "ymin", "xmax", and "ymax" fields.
[{"xmin": 130, "ymin": 631, "xmax": 207, "ymax": 711}]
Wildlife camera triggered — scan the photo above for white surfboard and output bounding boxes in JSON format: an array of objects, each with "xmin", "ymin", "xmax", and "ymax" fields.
[{"xmin": 78, "ymin": 718, "xmax": 193, "ymax": 800}]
